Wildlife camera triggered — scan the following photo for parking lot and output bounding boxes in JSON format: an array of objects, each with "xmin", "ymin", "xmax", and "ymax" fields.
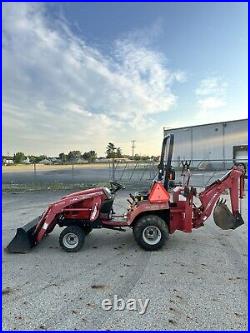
[{"xmin": 2, "ymin": 187, "xmax": 248, "ymax": 330}]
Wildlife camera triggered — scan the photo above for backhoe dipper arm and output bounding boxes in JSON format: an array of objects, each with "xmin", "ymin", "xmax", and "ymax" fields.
[{"xmin": 194, "ymin": 165, "xmax": 245, "ymax": 228}]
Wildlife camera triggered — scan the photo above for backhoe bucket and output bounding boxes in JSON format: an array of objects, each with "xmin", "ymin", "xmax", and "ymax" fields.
[
  {"xmin": 7, "ymin": 216, "xmax": 41, "ymax": 253},
  {"xmin": 213, "ymin": 199, "xmax": 244, "ymax": 230}
]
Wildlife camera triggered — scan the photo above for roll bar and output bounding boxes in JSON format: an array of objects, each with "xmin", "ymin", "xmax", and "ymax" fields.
[{"xmin": 158, "ymin": 134, "xmax": 174, "ymax": 190}]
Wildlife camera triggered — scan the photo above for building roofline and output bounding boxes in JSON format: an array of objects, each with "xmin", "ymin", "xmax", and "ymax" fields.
[{"xmin": 163, "ymin": 118, "xmax": 248, "ymax": 132}]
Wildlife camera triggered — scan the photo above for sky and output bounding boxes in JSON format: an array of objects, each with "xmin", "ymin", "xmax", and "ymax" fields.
[{"xmin": 2, "ymin": 2, "xmax": 248, "ymax": 157}]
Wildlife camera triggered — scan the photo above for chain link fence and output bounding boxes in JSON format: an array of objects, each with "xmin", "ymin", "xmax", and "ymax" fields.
[
  {"xmin": 2, "ymin": 159, "xmax": 248, "ymax": 191},
  {"xmin": 109, "ymin": 159, "xmax": 248, "ymax": 188}
]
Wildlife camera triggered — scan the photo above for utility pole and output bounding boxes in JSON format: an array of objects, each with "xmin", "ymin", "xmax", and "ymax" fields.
[{"xmin": 131, "ymin": 140, "xmax": 136, "ymax": 158}]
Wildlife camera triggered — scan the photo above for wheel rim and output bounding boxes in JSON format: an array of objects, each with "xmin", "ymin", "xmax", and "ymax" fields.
[
  {"xmin": 62, "ymin": 233, "xmax": 79, "ymax": 249},
  {"xmin": 142, "ymin": 226, "xmax": 162, "ymax": 245}
]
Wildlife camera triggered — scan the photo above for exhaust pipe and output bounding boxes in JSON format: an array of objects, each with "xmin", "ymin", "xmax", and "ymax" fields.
[
  {"xmin": 6, "ymin": 216, "xmax": 41, "ymax": 253},
  {"xmin": 213, "ymin": 199, "xmax": 244, "ymax": 230}
]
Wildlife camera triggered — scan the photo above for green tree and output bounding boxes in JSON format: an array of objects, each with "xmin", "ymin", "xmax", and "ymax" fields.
[
  {"xmin": 67, "ymin": 151, "xmax": 82, "ymax": 161},
  {"xmin": 152, "ymin": 156, "xmax": 160, "ymax": 162},
  {"xmin": 59, "ymin": 153, "xmax": 67, "ymax": 163},
  {"xmin": 36, "ymin": 155, "xmax": 47, "ymax": 163},
  {"xmin": 82, "ymin": 150, "xmax": 97, "ymax": 162},
  {"xmin": 106, "ymin": 143, "xmax": 116, "ymax": 158},
  {"xmin": 116, "ymin": 147, "xmax": 122, "ymax": 158},
  {"xmin": 28, "ymin": 155, "xmax": 37, "ymax": 164},
  {"xmin": 13, "ymin": 152, "xmax": 26, "ymax": 164}
]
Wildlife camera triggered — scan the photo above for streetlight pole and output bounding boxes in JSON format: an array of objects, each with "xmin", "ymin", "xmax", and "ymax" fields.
[{"xmin": 131, "ymin": 140, "xmax": 136, "ymax": 158}]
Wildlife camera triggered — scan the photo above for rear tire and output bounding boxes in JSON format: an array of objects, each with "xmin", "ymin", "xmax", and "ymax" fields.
[
  {"xmin": 59, "ymin": 226, "xmax": 85, "ymax": 252},
  {"xmin": 82, "ymin": 226, "xmax": 93, "ymax": 235},
  {"xmin": 133, "ymin": 215, "xmax": 169, "ymax": 251}
]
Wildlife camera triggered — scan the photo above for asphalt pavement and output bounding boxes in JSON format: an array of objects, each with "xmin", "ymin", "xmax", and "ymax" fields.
[{"xmin": 2, "ymin": 188, "xmax": 248, "ymax": 330}]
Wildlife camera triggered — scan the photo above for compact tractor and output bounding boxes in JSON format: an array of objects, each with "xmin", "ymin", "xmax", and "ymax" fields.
[{"xmin": 7, "ymin": 134, "xmax": 246, "ymax": 253}]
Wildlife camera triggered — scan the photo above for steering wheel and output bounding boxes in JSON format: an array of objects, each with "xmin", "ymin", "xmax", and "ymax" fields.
[{"xmin": 110, "ymin": 181, "xmax": 125, "ymax": 194}]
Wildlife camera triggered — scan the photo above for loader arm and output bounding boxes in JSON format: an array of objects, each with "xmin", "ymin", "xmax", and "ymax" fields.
[
  {"xmin": 35, "ymin": 193, "xmax": 102, "ymax": 242},
  {"xmin": 7, "ymin": 191, "xmax": 103, "ymax": 253},
  {"xmin": 193, "ymin": 165, "xmax": 245, "ymax": 229}
]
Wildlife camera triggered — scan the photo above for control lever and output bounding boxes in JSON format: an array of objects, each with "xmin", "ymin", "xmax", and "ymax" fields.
[{"xmin": 129, "ymin": 193, "xmax": 135, "ymax": 201}]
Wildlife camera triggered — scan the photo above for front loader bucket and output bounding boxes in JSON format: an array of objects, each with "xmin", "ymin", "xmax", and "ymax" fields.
[
  {"xmin": 213, "ymin": 199, "xmax": 244, "ymax": 230},
  {"xmin": 7, "ymin": 216, "xmax": 41, "ymax": 253}
]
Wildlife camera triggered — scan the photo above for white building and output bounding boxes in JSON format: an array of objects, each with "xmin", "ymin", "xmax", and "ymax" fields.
[
  {"xmin": 3, "ymin": 157, "xmax": 14, "ymax": 165},
  {"xmin": 163, "ymin": 119, "xmax": 248, "ymax": 164},
  {"xmin": 23, "ymin": 157, "xmax": 30, "ymax": 164}
]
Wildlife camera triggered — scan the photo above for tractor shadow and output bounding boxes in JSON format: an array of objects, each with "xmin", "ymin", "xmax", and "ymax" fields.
[{"xmin": 30, "ymin": 226, "xmax": 210, "ymax": 255}]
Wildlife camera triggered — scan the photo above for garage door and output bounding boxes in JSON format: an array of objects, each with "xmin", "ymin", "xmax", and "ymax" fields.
[{"xmin": 235, "ymin": 149, "xmax": 248, "ymax": 161}]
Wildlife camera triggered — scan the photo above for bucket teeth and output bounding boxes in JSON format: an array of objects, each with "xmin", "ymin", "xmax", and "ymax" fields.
[
  {"xmin": 216, "ymin": 198, "xmax": 226, "ymax": 206},
  {"xmin": 213, "ymin": 198, "xmax": 244, "ymax": 230}
]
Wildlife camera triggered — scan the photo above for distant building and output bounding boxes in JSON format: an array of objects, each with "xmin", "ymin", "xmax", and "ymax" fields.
[
  {"xmin": 3, "ymin": 157, "xmax": 14, "ymax": 165},
  {"xmin": 114, "ymin": 157, "xmax": 132, "ymax": 162},
  {"xmin": 50, "ymin": 157, "xmax": 61, "ymax": 164},
  {"xmin": 96, "ymin": 157, "xmax": 132, "ymax": 163},
  {"xmin": 96, "ymin": 158, "xmax": 111, "ymax": 163},
  {"xmin": 74, "ymin": 158, "xmax": 88, "ymax": 164},
  {"xmin": 23, "ymin": 157, "xmax": 30, "ymax": 164},
  {"xmin": 39, "ymin": 159, "xmax": 52, "ymax": 165},
  {"xmin": 163, "ymin": 119, "xmax": 248, "ymax": 164}
]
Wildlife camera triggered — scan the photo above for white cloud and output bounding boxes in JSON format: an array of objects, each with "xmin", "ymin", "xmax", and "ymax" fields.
[
  {"xmin": 3, "ymin": 3, "xmax": 185, "ymax": 156},
  {"xmin": 197, "ymin": 96, "xmax": 226, "ymax": 110},
  {"xmin": 68, "ymin": 103, "xmax": 92, "ymax": 117},
  {"xmin": 195, "ymin": 77, "xmax": 227, "ymax": 97},
  {"xmin": 195, "ymin": 77, "xmax": 227, "ymax": 111}
]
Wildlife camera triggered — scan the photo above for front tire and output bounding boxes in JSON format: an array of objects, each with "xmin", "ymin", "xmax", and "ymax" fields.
[
  {"xmin": 133, "ymin": 215, "xmax": 169, "ymax": 251},
  {"xmin": 59, "ymin": 226, "xmax": 85, "ymax": 252}
]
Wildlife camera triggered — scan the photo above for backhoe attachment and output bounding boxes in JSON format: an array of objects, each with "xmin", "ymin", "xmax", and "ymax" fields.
[
  {"xmin": 213, "ymin": 199, "xmax": 244, "ymax": 230},
  {"xmin": 194, "ymin": 164, "xmax": 246, "ymax": 230}
]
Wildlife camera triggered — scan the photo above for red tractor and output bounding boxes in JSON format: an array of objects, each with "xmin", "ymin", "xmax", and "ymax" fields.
[{"xmin": 7, "ymin": 134, "xmax": 246, "ymax": 253}]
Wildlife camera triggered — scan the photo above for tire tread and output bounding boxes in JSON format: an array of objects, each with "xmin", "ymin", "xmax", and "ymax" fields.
[
  {"xmin": 59, "ymin": 225, "xmax": 85, "ymax": 252},
  {"xmin": 133, "ymin": 214, "xmax": 169, "ymax": 251}
]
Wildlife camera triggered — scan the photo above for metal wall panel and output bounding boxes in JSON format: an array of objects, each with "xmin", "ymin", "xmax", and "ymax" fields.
[
  {"xmin": 224, "ymin": 120, "xmax": 248, "ymax": 159},
  {"xmin": 168, "ymin": 128, "xmax": 192, "ymax": 161},
  {"xmin": 164, "ymin": 119, "xmax": 248, "ymax": 161}
]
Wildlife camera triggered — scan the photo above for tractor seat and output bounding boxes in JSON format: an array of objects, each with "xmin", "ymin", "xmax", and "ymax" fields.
[
  {"xmin": 100, "ymin": 198, "xmax": 114, "ymax": 214},
  {"xmin": 134, "ymin": 190, "xmax": 149, "ymax": 201}
]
